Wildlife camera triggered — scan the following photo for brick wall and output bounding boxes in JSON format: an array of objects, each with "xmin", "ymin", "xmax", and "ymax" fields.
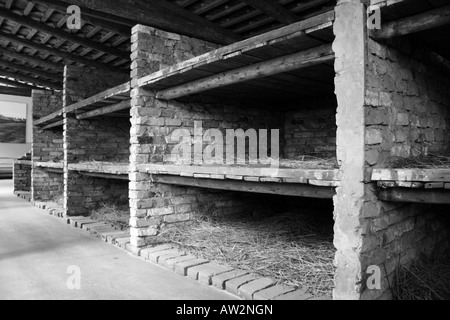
[
  {"xmin": 13, "ymin": 153, "xmax": 31, "ymax": 193},
  {"xmin": 31, "ymin": 90, "xmax": 64, "ymax": 202},
  {"xmin": 284, "ymin": 95, "xmax": 337, "ymax": 158},
  {"xmin": 360, "ymin": 37, "xmax": 450, "ymax": 300},
  {"xmin": 63, "ymin": 66, "xmax": 130, "ymax": 216},
  {"xmin": 365, "ymin": 38, "xmax": 450, "ymax": 163}
]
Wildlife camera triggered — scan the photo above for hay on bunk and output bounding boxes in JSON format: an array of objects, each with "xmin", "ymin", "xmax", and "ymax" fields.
[
  {"xmin": 159, "ymin": 211, "xmax": 335, "ymax": 297},
  {"xmin": 90, "ymin": 201, "xmax": 130, "ymax": 230},
  {"xmin": 387, "ymin": 150, "xmax": 450, "ymax": 169},
  {"xmin": 393, "ymin": 254, "xmax": 450, "ymax": 300},
  {"xmin": 229, "ymin": 156, "xmax": 339, "ymax": 170}
]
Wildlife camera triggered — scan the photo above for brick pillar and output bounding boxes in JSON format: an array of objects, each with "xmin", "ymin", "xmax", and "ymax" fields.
[
  {"xmin": 31, "ymin": 90, "xmax": 64, "ymax": 202},
  {"xmin": 129, "ymin": 25, "xmax": 220, "ymax": 248},
  {"xmin": 63, "ymin": 66, "xmax": 129, "ymax": 216}
]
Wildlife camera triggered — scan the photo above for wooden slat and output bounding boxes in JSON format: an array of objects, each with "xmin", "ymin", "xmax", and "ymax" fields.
[
  {"xmin": 241, "ymin": 0, "xmax": 299, "ymax": 24},
  {"xmin": 0, "ymin": 9, "xmax": 130, "ymax": 60},
  {"xmin": 76, "ymin": 99, "xmax": 131, "ymax": 119},
  {"xmin": 33, "ymin": 109, "xmax": 63, "ymax": 126},
  {"xmin": 0, "ymin": 86, "xmax": 31, "ymax": 97},
  {"xmin": 156, "ymin": 44, "xmax": 334, "ymax": 100},
  {"xmin": 152, "ymin": 175, "xmax": 336, "ymax": 199},
  {"xmin": 65, "ymin": 81, "xmax": 131, "ymax": 113},
  {"xmin": 79, "ymin": 172, "xmax": 129, "ymax": 181},
  {"xmin": 0, "ymin": 47, "xmax": 64, "ymax": 71},
  {"xmin": 0, "ymin": 77, "xmax": 40, "ymax": 89},
  {"xmin": 0, "ymin": 31, "xmax": 127, "ymax": 73},
  {"xmin": 372, "ymin": 169, "xmax": 450, "ymax": 182},
  {"xmin": 0, "ymin": 68, "xmax": 61, "ymax": 89},
  {"xmin": 372, "ymin": 4, "xmax": 450, "ymax": 39},
  {"xmin": 139, "ymin": 164, "xmax": 341, "ymax": 181},
  {"xmin": 0, "ymin": 58, "xmax": 62, "ymax": 82},
  {"xmin": 378, "ymin": 188, "xmax": 450, "ymax": 204},
  {"xmin": 42, "ymin": 120, "xmax": 64, "ymax": 130},
  {"xmin": 138, "ymin": 10, "xmax": 334, "ymax": 88}
]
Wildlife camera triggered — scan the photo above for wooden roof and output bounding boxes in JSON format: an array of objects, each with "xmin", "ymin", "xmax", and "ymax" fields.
[{"xmin": 0, "ymin": 0, "xmax": 335, "ymax": 91}]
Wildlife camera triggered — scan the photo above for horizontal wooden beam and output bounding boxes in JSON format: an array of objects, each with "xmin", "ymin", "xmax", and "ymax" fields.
[
  {"xmin": 156, "ymin": 44, "xmax": 334, "ymax": 100},
  {"xmin": 0, "ymin": 9, "xmax": 130, "ymax": 61},
  {"xmin": 0, "ymin": 31, "xmax": 127, "ymax": 73},
  {"xmin": 242, "ymin": 0, "xmax": 299, "ymax": 24},
  {"xmin": 372, "ymin": 4, "xmax": 450, "ymax": 39},
  {"xmin": 76, "ymin": 99, "xmax": 130, "ymax": 120},
  {"xmin": 65, "ymin": 81, "xmax": 130, "ymax": 113},
  {"xmin": 79, "ymin": 172, "xmax": 129, "ymax": 181},
  {"xmin": 0, "ymin": 47, "xmax": 64, "ymax": 71},
  {"xmin": 0, "ymin": 58, "xmax": 62, "ymax": 82},
  {"xmin": 0, "ymin": 77, "xmax": 40, "ymax": 89},
  {"xmin": 0, "ymin": 68, "xmax": 61, "ymax": 89},
  {"xmin": 372, "ymin": 168, "xmax": 450, "ymax": 182},
  {"xmin": 57, "ymin": 0, "xmax": 240, "ymax": 44},
  {"xmin": 0, "ymin": 86, "xmax": 31, "ymax": 97},
  {"xmin": 42, "ymin": 120, "xmax": 64, "ymax": 130},
  {"xmin": 152, "ymin": 175, "xmax": 336, "ymax": 199},
  {"xmin": 33, "ymin": 109, "xmax": 63, "ymax": 126},
  {"xmin": 32, "ymin": 0, "xmax": 132, "ymax": 37},
  {"xmin": 378, "ymin": 188, "xmax": 450, "ymax": 204}
]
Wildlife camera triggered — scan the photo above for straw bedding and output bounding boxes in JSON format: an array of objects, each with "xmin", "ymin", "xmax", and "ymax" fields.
[
  {"xmin": 90, "ymin": 201, "xmax": 130, "ymax": 231},
  {"xmin": 387, "ymin": 150, "xmax": 450, "ymax": 169},
  {"xmin": 160, "ymin": 211, "xmax": 335, "ymax": 297},
  {"xmin": 393, "ymin": 254, "xmax": 450, "ymax": 300}
]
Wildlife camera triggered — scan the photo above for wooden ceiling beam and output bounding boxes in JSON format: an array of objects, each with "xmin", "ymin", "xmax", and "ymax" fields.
[
  {"xmin": 0, "ymin": 58, "xmax": 62, "ymax": 82},
  {"xmin": 241, "ymin": 0, "xmax": 299, "ymax": 24},
  {"xmin": 0, "ymin": 77, "xmax": 40, "ymax": 89},
  {"xmin": 0, "ymin": 9, "xmax": 129, "ymax": 60},
  {"xmin": 0, "ymin": 68, "xmax": 61, "ymax": 89},
  {"xmin": 372, "ymin": 4, "xmax": 450, "ymax": 39},
  {"xmin": 33, "ymin": 0, "xmax": 133, "ymax": 37},
  {"xmin": 56, "ymin": 0, "xmax": 240, "ymax": 44},
  {"xmin": 0, "ymin": 47, "xmax": 64, "ymax": 72},
  {"xmin": 0, "ymin": 86, "xmax": 32, "ymax": 97},
  {"xmin": 0, "ymin": 31, "xmax": 128, "ymax": 73}
]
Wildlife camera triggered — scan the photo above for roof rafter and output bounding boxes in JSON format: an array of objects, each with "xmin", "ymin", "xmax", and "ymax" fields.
[
  {"xmin": 0, "ymin": 57, "xmax": 62, "ymax": 82},
  {"xmin": 0, "ymin": 68, "xmax": 61, "ymax": 89},
  {"xmin": 0, "ymin": 9, "xmax": 130, "ymax": 60},
  {"xmin": 0, "ymin": 47, "xmax": 64, "ymax": 71},
  {"xmin": 0, "ymin": 76, "xmax": 41, "ymax": 89},
  {"xmin": 241, "ymin": 0, "xmax": 299, "ymax": 24},
  {"xmin": 56, "ymin": 0, "xmax": 241, "ymax": 44},
  {"xmin": 0, "ymin": 30, "xmax": 128, "ymax": 73}
]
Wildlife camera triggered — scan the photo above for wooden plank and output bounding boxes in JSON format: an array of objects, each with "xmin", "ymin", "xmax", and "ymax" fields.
[
  {"xmin": 137, "ymin": 10, "xmax": 334, "ymax": 88},
  {"xmin": 372, "ymin": 5, "xmax": 450, "ymax": 39},
  {"xmin": 79, "ymin": 172, "xmax": 129, "ymax": 181},
  {"xmin": 0, "ymin": 9, "xmax": 129, "ymax": 60},
  {"xmin": 151, "ymin": 175, "xmax": 336, "ymax": 199},
  {"xmin": 241, "ymin": 0, "xmax": 299, "ymax": 24},
  {"xmin": 33, "ymin": 162, "xmax": 64, "ymax": 169},
  {"xmin": 68, "ymin": 163, "xmax": 129, "ymax": 175},
  {"xmin": 76, "ymin": 100, "xmax": 131, "ymax": 120},
  {"xmin": 0, "ymin": 77, "xmax": 39, "ymax": 89},
  {"xmin": 425, "ymin": 182, "xmax": 445, "ymax": 189},
  {"xmin": 65, "ymin": 82, "xmax": 130, "ymax": 114},
  {"xmin": 42, "ymin": 120, "xmax": 64, "ymax": 130},
  {"xmin": 138, "ymin": 164, "xmax": 341, "ymax": 181},
  {"xmin": 0, "ymin": 31, "xmax": 126, "ymax": 73},
  {"xmin": 372, "ymin": 169, "xmax": 450, "ymax": 182},
  {"xmin": 34, "ymin": 109, "xmax": 63, "ymax": 126},
  {"xmin": 156, "ymin": 44, "xmax": 334, "ymax": 100},
  {"xmin": 0, "ymin": 47, "xmax": 64, "ymax": 71},
  {"xmin": 0, "ymin": 58, "xmax": 62, "ymax": 82},
  {"xmin": 378, "ymin": 188, "xmax": 450, "ymax": 204},
  {"xmin": 0, "ymin": 86, "xmax": 31, "ymax": 97},
  {"xmin": 0, "ymin": 68, "xmax": 61, "ymax": 89},
  {"xmin": 56, "ymin": 0, "xmax": 240, "ymax": 45}
]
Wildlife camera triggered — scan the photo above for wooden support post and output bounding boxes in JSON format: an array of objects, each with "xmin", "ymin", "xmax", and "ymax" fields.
[
  {"xmin": 156, "ymin": 44, "xmax": 334, "ymax": 100},
  {"xmin": 76, "ymin": 100, "xmax": 131, "ymax": 120}
]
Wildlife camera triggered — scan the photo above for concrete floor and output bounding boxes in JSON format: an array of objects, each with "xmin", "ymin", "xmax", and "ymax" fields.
[{"xmin": 0, "ymin": 179, "xmax": 237, "ymax": 300}]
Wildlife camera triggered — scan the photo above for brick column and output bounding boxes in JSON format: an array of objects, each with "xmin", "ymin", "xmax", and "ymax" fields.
[{"xmin": 31, "ymin": 90, "xmax": 64, "ymax": 202}]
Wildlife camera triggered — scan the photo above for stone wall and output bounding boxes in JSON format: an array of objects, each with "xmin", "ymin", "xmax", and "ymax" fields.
[
  {"xmin": 31, "ymin": 90, "xmax": 64, "ymax": 202},
  {"xmin": 63, "ymin": 66, "xmax": 130, "ymax": 216}
]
